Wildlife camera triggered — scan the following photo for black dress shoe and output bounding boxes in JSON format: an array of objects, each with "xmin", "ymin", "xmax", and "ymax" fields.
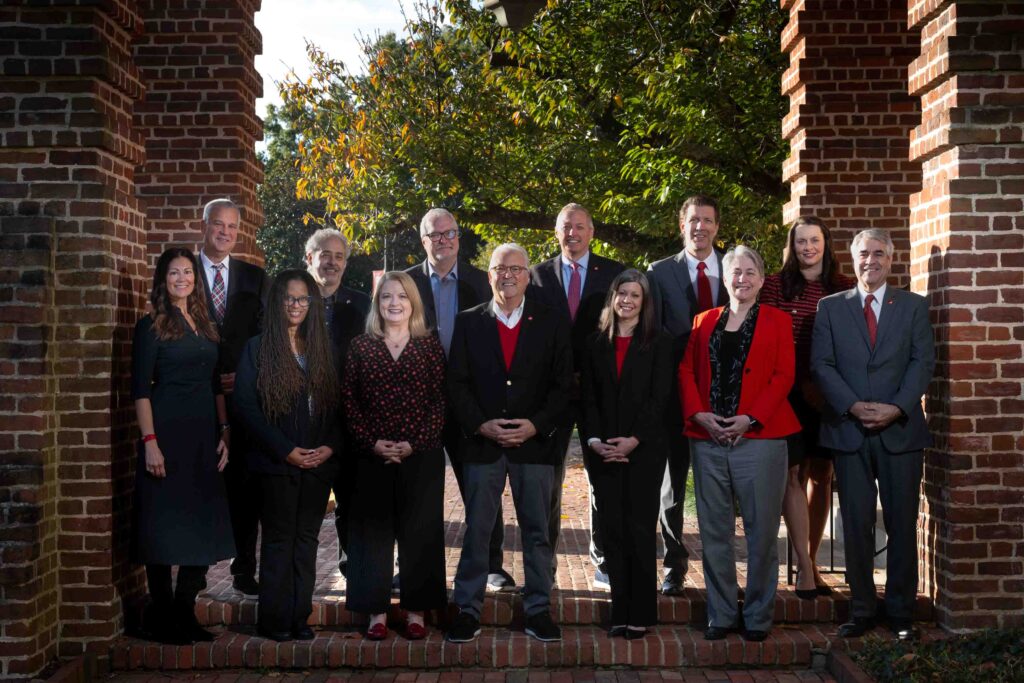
[
  {"xmin": 661, "ymin": 568, "xmax": 685, "ymax": 596},
  {"xmin": 292, "ymin": 625, "xmax": 316, "ymax": 641},
  {"xmin": 816, "ymin": 584, "xmax": 833, "ymax": 596},
  {"xmin": 795, "ymin": 588, "xmax": 818, "ymax": 601},
  {"xmin": 837, "ymin": 616, "xmax": 876, "ymax": 638},
  {"xmin": 232, "ymin": 575, "xmax": 260, "ymax": 596},
  {"xmin": 624, "ymin": 627, "xmax": 648, "ymax": 640},
  {"xmin": 703, "ymin": 626, "xmax": 731, "ymax": 640},
  {"xmin": 742, "ymin": 629, "xmax": 768, "ymax": 642},
  {"xmin": 607, "ymin": 625, "xmax": 627, "ymax": 638},
  {"xmin": 257, "ymin": 626, "xmax": 292, "ymax": 642}
]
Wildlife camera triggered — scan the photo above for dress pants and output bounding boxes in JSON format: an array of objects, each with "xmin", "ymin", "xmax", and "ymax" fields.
[
  {"xmin": 454, "ymin": 456, "xmax": 554, "ymax": 619},
  {"xmin": 590, "ymin": 445, "xmax": 665, "ymax": 626},
  {"xmin": 691, "ymin": 438, "xmax": 787, "ymax": 632},
  {"xmin": 553, "ymin": 416, "xmax": 606, "ymax": 574},
  {"xmin": 447, "ymin": 423, "xmax": 505, "ymax": 572},
  {"xmin": 146, "ymin": 564, "xmax": 208, "ymax": 610},
  {"xmin": 257, "ymin": 471, "xmax": 332, "ymax": 632},
  {"xmin": 225, "ymin": 410, "xmax": 261, "ymax": 580},
  {"xmin": 833, "ymin": 435, "xmax": 923, "ymax": 621},
  {"xmin": 346, "ymin": 448, "xmax": 447, "ymax": 614},
  {"xmin": 332, "ymin": 457, "xmax": 355, "ymax": 573},
  {"xmin": 659, "ymin": 396, "xmax": 691, "ymax": 573}
]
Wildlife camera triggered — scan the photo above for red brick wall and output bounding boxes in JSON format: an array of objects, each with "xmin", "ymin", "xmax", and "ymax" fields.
[
  {"xmin": 908, "ymin": 0, "xmax": 1024, "ymax": 631},
  {"xmin": 781, "ymin": 0, "xmax": 921, "ymax": 282}
]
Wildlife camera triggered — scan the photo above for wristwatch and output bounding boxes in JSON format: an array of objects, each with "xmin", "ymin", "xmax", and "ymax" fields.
[{"xmin": 746, "ymin": 415, "xmax": 759, "ymax": 429}]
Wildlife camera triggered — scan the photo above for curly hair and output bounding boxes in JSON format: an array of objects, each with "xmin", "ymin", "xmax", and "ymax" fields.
[
  {"xmin": 149, "ymin": 247, "xmax": 219, "ymax": 342},
  {"xmin": 778, "ymin": 216, "xmax": 846, "ymax": 300},
  {"xmin": 256, "ymin": 269, "xmax": 338, "ymax": 422}
]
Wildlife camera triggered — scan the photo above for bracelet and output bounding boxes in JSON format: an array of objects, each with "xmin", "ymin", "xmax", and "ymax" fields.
[
  {"xmin": 219, "ymin": 423, "xmax": 231, "ymax": 433},
  {"xmin": 141, "ymin": 433, "xmax": 157, "ymax": 444}
]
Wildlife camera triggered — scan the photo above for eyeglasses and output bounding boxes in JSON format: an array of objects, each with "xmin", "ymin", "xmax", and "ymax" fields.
[
  {"xmin": 283, "ymin": 295, "xmax": 313, "ymax": 308},
  {"xmin": 425, "ymin": 229, "xmax": 459, "ymax": 242},
  {"xmin": 490, "ymin": 265, "xmax": 527, "ymax": 276}
]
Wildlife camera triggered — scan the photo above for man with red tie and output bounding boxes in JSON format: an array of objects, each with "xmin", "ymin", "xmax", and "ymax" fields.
[{"xmin": 647, "ymin": 195, "xmax": 729, "ymax": 595}]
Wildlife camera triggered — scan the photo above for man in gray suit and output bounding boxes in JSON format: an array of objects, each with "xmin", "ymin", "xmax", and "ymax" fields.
[
  {"xmin": 647, "ymin": 194, "xmax": 728, "ymax": 595},
  {"xmin": 811, "ymin": 228, "xmax": 934, "ymax": 642}
]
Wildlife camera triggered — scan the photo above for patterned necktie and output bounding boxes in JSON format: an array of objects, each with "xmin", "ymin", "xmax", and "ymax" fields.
[
  {"xmin": 211, "ymin": 263, "xmax": 226, "ymax": 323},
  {"xmin": 567, "ymin": 261, "xmax": 581, "ymax": 321},
  {"xmin": 696, "ymin": 261, "xmax": 714, "ymax": 313},
  {"xmin": 864, "ymin": 293, "xmax": 877, "ymax": 347}
]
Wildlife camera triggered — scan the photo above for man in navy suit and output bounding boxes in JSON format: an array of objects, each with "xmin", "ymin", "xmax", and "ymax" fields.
[
  {"xmin": 812, "ymin": 228, "xmax": 934, "ymax": 642},
  {"xmin": 529, "ymin": 203, "xmax": 624, "ymax": 587},
  {"xmin": 646, "ymin": 195, "xmax": 729, "ymax": 595},
  {"xmin": 197, "ymin": 198, "xmax": 270, "ymax": 596}
]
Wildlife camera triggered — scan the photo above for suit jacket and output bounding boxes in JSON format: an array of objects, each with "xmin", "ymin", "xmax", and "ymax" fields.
[
  {"xmin": 678, "ymin": 304, "xmax": 801, "ymax": 440},
  {"xmin": 404, "ymin": 260, "xmax": 491, "ymax": 330},
  {"xmin": 336, "ymin": 284, "xmax": 371, "ymax": 319},
  {"xmin": 446, "ymin": 299, "xmax": 573, "ymax": 465},
  {"xmin": 810, "ymin": 287, "xmax": 934, "ymax": 453},
  {"xmin": 647, "ymin": 249, "xmax": 729, "ymax": 360},
  {"xmin": 529, "ymin": 252, "xmax": 625, "ymax": 371},
  {"xmin": 325, "ymin": 292, "xmax": 368, "ymax": 375},
  {"xmin": 233, "ymin": 336, "xmax": 342, "ymax": 484},
  {"xmin": 579, "ymin": 331, "xmax": 674, "ymax": 448},
  {"xmin": 199, "ymin": 256, "xmax": 271, "ymax": 375}
]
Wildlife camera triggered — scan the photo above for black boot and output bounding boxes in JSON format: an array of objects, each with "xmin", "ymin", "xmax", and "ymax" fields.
[
  {"xmin": 175, "ymin": 601, "xmax": 215, "ymax": 643},
  {"xmin": 142, "ymin": 600, "xmax": 191, "ymax": 645}
]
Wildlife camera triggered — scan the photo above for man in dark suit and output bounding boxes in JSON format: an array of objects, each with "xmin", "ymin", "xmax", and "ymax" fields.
[
  {"xmin": 811, "ymin": 228, "xmax": 934, "ymax": 642},
  {"xmin": 197, "ymin": 198, "xmax": 271, "ymax": 596},
  {"xmin": 529, "ymin": 202, "xmax": 624, "ymax": 587},
  {"xmin": 404, "ymin": 209, "xmax": 514, "ymax": 591},
  {"xmin": 446, "ymin": 244, "xmax": 572, "ymax": 644},
  {"xmin": 304, "ymin": 228, "xmax": 368, "ymax": 579},
  {"xmin": 646, "ymin": 194, "xmax": 729, "ymax": 595}
]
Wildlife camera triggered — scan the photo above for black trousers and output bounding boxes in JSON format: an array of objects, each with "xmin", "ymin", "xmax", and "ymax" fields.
[
  {"xmin": 257, "ymin": 471, "xmax": 332, "ymax": 632},
  {"xmin": 447, "ymin": 423, "xmax": 505, "ymax": 573},
  {"xmin": 553, "ymin": 422, "xmax": 605, "ymax": 572},
  {"xmin": 332, "ymin": 455, "xmax": 355, "ymax": 573},
  {"xmin": 659, "ymin": 395, "xmax": 691, "ymax": 571},
  {"xmin": 590, "ymin": 445, "xmax": 665, "ymax": 626},
  {"xmin": 146, "ymin": 564, "xmax": 208, "ymax": 608},
  {"xmin": 225, "ymin": 412, "xmax": 261, "ymax": 579},
  {"xmin": 346, "ymin": 448, "xmax": 447, "ymax": 614}
]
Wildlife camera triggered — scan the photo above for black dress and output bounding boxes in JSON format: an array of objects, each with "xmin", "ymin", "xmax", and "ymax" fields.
[{"xmin": 130, "ymin": 314, "xmax": 236, "ymax": 566}]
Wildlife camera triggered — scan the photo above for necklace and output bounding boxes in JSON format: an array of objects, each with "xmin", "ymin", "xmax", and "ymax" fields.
[{"xmin": 385, "ymin": 332, "xmax": 410, "ymax": 350}]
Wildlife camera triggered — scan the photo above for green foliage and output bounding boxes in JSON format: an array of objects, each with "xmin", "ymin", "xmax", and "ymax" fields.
[
  {"xmin": 278, "ymin": 0, "xmax": 789, "ymax": 269},
  {"xmin": 855, "ymin": 628, "xmax": 1024, "ymax": 683}
]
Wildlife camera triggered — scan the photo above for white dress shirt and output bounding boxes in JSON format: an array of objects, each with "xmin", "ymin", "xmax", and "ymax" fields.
[
  {"xmin": 684, "ymin": 250, "xmax": 721, "ymax": 306},
  {"xmin": 858, "ymin": 282, "xmax": 887, "ymax": 322},
  {"xmin": 492, "ymin": 297, "xmax": 526, "ymax": 328}
]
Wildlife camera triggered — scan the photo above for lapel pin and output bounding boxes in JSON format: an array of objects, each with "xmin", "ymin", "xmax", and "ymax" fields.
[{"xmin": 528, "ymin": 316, "xmax": 533, "ymax": 321}]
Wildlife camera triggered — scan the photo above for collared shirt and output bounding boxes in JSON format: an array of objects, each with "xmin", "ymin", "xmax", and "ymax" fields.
[
  {"xmin": 684, "ymin": 250, "xmax": 720, "ymax": 307},
  {"xmin": 492, "ymin": 297, "xmax": 526, "ymax": 328},
  {"xmin": 199, "ymin": 250, "xmax": 231, "ymax": 297},
  {"xmin": 429, "ymin": 262, "xmax": 459, "ymax": 356},
  {"xmin": 858, "ymin": 282, "xmax": 887, "ymax": 322},
  {"xmin": 560, "ymin": 251, "xmax": 590, "ymax": 298}
]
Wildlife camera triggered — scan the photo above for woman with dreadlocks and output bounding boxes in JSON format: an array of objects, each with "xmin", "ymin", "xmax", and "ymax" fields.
[
  {"xmin": 132, "ymin": 247, "xmax": 233, "ymax": 644},
  {"xmin": 342, "ymin": 271, "xmax": 447, "ymax": 641},
  {"xmin": 234, "ymin": 269, "xmax": 341, "ymax": 642}
]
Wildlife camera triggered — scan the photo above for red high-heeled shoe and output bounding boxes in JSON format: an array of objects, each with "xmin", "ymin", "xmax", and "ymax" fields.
[{"xmin": 366, "ymin": 622, "xmax": 387, "ymax": 640}]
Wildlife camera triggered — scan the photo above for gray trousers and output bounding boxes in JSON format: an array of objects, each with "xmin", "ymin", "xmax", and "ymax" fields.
[
  {"xmin": 833, "ymin": 435, "xmax": 922, "ymax": 621},
  {"xmin": 453, "ymin": 456, "xmax": 554, "ymax": 619},
  {"xmin": 691, "ymin": 438, "xmax": 787, "ymax": 631}
]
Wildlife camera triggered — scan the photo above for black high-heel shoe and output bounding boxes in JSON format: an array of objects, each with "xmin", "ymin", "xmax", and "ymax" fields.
[{"xmin": 794, "ymin": 570, "xmax": 818, "ymax": 601}]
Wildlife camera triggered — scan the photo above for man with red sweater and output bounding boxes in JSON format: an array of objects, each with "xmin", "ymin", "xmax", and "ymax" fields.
[{"xmin": 446, "ymin": 244, "xmax": 572, "ymax": 644}]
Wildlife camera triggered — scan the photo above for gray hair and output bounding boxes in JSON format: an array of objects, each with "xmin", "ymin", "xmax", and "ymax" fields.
[
  {"xmin": 555, "ymin": 202, "xmax": 593, "ymax": 230},
  {"xmin": 488, "ymin": 243, "xmax": 531, "ymax": 269},
  {"xmin": 203, "ymin": 198, "xmax": 240, "ymax": 223},
  {"xmin": 419, "ymin": 208, "xmax": 458, "ymax": 237},
  {"xmin": 305, "ymin": 228, "xmax": 351, "ymax": 258},
  {"xmin": 722, "ymin": 245, "xmax": 765, "ymax": 279},
  {"xmin": 850, "ymin": 229, "xmax": 894, "ymax": 257}
]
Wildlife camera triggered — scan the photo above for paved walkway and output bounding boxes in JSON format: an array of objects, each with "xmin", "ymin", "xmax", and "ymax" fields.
[{"xmin": 104, "ymin": 670, "xmax": 837, "ymax": 682}]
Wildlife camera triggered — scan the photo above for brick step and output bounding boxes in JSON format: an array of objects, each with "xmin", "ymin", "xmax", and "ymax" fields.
[
  {"xmin": 110, "ymin": 624, "xmax": 846, "ymax": 671},
  {"xmin": 194, "ymin": 589, "xmax": 932, "ymax": 628}
]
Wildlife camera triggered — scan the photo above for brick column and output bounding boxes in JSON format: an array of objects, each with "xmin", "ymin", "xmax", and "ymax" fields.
[
  {"xmin": 782, "ymin": 0, "xmax": 921, "ymax": 282},
  {"xmin": 908, "ymin": 1, "xmax": 1024, "ymax": 630},
  {"xmin": 0, "ymin": 1, "xmax": 149, "ymax": 676},
  {"xmin": 133, "ymin": 0, "xmax": 265, "ymax": 267}
]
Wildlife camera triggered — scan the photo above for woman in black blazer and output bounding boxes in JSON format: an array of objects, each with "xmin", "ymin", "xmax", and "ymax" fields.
[
  {"xmin": 234, "ymin": 269, "xmax": 341, "ymax": 642},
  {"xmin": 580, "ymin": 269, "xmax": 673, "ymax": 639}
]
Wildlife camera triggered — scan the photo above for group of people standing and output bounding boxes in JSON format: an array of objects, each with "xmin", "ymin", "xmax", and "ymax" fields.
[{"xmin": 131, "ymin": 194, "xmax": 934, "ymax": 647}]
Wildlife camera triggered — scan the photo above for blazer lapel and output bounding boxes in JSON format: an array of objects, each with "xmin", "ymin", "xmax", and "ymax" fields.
[
  {"xmin": 197, "ymin": 256, "xmax": 219, "ymax": 326},
  {"xmin": 419, "ymin": 262, "xmax": 438, "ymax": 326},
  {"xmin": 871, "ymin": 287, "xmax": 900, "ymax": 353},
  {"xmin": 507, "ymin": 302, "xmax": 536, "ymax": 374},
  {"xmin": 714, "ymin": 251, "xmax": 729, "ymax": 307},
  {"xmin": 842, "ymin": 289, "xmax": 873, "ymax": 350},
  {"xmin": 480, "ymin": 305, "xmax": 507, "ymax": 372},
  {"xmin": 669, "ymin": 251, "xmax": 698, "ymax": 309},
  {"xmin": 580, "ymin": 255, "xmax": 604, "ymax": 299}
]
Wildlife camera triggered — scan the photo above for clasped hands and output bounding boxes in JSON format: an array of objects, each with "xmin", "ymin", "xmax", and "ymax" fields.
[
  {"xmin": 849, "ymin": 401, "xmax": 901, "ymax": 430},
  {"xmin": 478, "ymin": 418, "xmax": 537, "ymax": 448},
  {"xmin": 286, "ymin": 445, "xmax": 334, "ymax": 469},
  {"xmin": 693, "ymin": 412, "xmax": 751, "ymax": 447},
  {"xmin": 589, "ymin": 436, "xmax": 639, "ymax": 463},
  {"xmin": 373, "ymin": 440, "xmax": 412, "ymax": 465}
]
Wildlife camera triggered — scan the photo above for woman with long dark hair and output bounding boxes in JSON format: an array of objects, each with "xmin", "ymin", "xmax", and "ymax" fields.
[
  {"xmin": 132, "ymin": 247, "xmax": 234, "ymax": 644},
  {"xmin": 234, "ymin": 269, "xmax": 341, "ymax": 642},
  {"xmin": 342, "ymin": 271, "xmax": 447, "ymax": 641},
  {"xmin": 579, "ymin": 269, "xmax": 673, "ymax": 639},
  {"xmin": 760, "ymin": 216, "xmax": 855, "ymax": 598}
]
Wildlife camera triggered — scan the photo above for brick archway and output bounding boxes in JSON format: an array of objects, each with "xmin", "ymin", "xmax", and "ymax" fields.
[{"xmin": 1, "ymin": 0, "xmax": 1021, "ymax": 676}]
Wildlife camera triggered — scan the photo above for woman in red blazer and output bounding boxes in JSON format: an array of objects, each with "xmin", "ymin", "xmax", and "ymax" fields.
[{"xmin": 678, "ymin": 245, "xmax": 800, "ymax": 644}]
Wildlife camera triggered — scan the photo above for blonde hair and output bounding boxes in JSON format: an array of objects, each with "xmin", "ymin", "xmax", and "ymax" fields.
[{"xmin": 365, "ymin": 271, "xmax": 430, "ymax": 339}]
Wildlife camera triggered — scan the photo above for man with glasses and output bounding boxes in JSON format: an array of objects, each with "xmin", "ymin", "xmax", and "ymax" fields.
[
  {"xmin": 446, "ymin": 244, "xmax": 572, "ymax": 644},
  {"xmin": 404, "ymin": 209, "xmax": 514, "ymax": 591}
]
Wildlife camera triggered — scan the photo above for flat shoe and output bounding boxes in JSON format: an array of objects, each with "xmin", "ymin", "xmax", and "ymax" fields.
[
  {"xmin": 795, "ymin": 588, "xmax": 818, "ymax": 601},
  {"xmin": 607, "ymin": 626, "xmax": 627, "ymax": 638},
  {"xmin": 366, "ymin": 622, "xmax": 387, "ymax": 640},
  {"xmin": 624, "ymin": 627, "xmax": 648, "ymax": 640},
  {"xmin": 406, "ymin": 621, "xmax": 426, "ymax": 640}
]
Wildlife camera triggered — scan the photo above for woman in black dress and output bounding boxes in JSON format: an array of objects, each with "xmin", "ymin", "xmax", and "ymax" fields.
[
  {"xmin": 579, "ymin": 269, "xmax": 673, "ymax": 640},
  {"xmin": 132, "ymin": 247, "xmax": 234, "ymax": 645},
  {"xmin": 342, "ymin": 271, "xmax": 447, "ymax": 641},
  {"xmin": 234, "ymin": 269, "xmax": 341, "ymax": 642}
]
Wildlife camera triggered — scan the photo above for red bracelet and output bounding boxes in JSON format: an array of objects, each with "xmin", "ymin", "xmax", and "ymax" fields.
[{"xmin": 141, "ymin": 433, "xmax": 157, "ymax": 444}]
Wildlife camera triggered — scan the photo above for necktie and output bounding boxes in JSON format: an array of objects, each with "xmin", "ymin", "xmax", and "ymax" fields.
[
  {"xmin": 211, "ymin": 263, "xmax": 226, "ymax": 323},
  {"xmin": 864, "ymin": 294, "xmax": 877, "ymax": 347},
  {"xmin": 696, "ymin": 261, "xmax": 713, "ymax": 313},
  {"xmin": 567, "ymin": 262, "xmax": 581, "ymax": 321}
]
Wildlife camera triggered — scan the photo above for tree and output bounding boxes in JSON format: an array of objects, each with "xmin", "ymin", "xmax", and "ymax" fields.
[{"xmin": 279, "ymin": 0, "xmax": 789, "ymax": 267}]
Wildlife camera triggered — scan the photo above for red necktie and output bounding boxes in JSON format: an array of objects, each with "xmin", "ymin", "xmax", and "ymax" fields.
[
  {"xmin": 864, "ymin": 294, "xmax": 877, "ymax": 347},
  {"xmin": 567, "ymin": 262, "xmax": 581, "ymax": 321},
  {"xmin": 696, "ymin": 262, "xmax": 713, "ymax": 313}
]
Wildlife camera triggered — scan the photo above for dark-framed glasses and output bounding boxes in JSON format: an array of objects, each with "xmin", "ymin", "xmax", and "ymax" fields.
[
  {"xmin": 491, "ymin": 265, "xmax": 527, "ymax": 276},
  {"xmin": 284, "ymin": 295, "xmax": 313, "ymax": 308},
  {"xmin": 425, "ymin": 229, "xmax": 459, "ymax": 242}
]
